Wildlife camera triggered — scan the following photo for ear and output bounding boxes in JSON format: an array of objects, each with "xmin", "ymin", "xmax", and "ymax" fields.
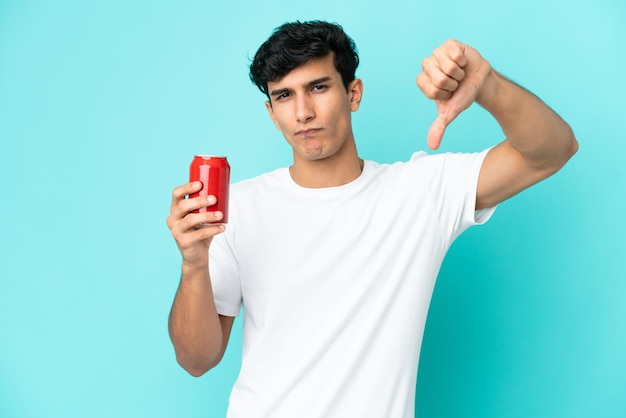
[
  {"xmin": 348, "ymin": 78, "xmax": 363, "ymax": 112},
  {"xmin": 265, "ymin": 100, "xmax": 281, "ymax": 131}
]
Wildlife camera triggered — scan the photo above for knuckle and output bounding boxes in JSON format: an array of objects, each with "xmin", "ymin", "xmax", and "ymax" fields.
[
  {"xmin": 445, "ymin": 38, "xmax": 459, "ymax": 49},
  {"xmin": 177, "ymin": 198, "xmax": 192, "ymax": 214},
  {"xmin": 432, "ymin": 73, "xmax": 449, "ymax": 89},
  {"xmin": 202, "ymin": 226, "xmax": 221, "ymax": 239},
  {"xmin": 441, "ymin": 61, "xmax": 458, "ymax": 76},
  {"xmin": 178, "ymin": 236, "xmax": 192, "ymax": 249},
  {"xmin": 184, "ymin": 197, "xmax": 206, "ymax": 215},
  {"xmin": 422, "ymin": 84, "xmax": 438, "ymax": 99},
  {"xmin": 450, "ymin": 50, "xmax": 463, "ymax": 63},
  {"xmin": 202, "ymin": 211, "xmax": 219, "ymax": 223},
  {"xmin": 172, "ymin": 185, "xmax": 184, "ymax": 199},
  {"xmin": 188, "ymin": 196, "xmax": 209, "ymax": 212},
  {"xmin": 183, "ymin": 213, "xmax": 200, "ymax": 229},
  {"xmin": 173, "ymin": 182, "xmax": 196, "ymax": 199},
  {"xmin": 421, "ymin": 56, "xmax": 431, "ymax": 69}
]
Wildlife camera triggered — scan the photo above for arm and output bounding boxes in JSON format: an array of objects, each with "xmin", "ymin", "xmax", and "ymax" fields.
[
  {"xmin": 416, "ymin": 39, "xmax": 578, "ymax": 209},
  {"xmin": 166, "ymin": 182, "xmax": 234, "ymax": 376}
]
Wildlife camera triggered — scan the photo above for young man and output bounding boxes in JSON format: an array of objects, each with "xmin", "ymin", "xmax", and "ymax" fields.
[{"xmin": 166, "ymin": 21, "xmax": 577, "ymax": 417}]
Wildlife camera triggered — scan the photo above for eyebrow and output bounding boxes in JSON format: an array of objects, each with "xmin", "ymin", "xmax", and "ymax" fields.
[{"xmin": 269, "ymin": 76, "xmax": 333, "ymax": 98}]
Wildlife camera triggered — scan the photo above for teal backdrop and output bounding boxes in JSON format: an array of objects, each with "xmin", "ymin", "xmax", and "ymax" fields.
[{"xmin": 1, "ymin": 0, "xmax": 624, "ymax": 417}]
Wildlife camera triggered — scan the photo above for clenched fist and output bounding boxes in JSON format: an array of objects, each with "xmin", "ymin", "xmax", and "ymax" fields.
[{"xmin": 416, "ymin": 39, "xmax": 492, "ymax": 150}]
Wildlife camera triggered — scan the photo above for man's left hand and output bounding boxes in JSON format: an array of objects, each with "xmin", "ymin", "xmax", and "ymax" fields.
[{"xmin": 416, "ymin": 39, "xmax": 492, "ymax": 150}]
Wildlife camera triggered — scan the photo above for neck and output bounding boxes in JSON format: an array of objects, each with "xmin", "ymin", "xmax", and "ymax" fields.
[{"xmin": 289, "ymin": 142, "xmax": 363, "ymax": 188}]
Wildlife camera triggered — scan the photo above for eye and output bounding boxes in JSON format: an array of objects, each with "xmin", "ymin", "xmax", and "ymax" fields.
[
  {"xmin": 312, "ymin": 84, "xmax": 328, "ymax": 92},
  {"xmin": 277, "ymin": 92, "xmax": 291, "ymax": 100}
]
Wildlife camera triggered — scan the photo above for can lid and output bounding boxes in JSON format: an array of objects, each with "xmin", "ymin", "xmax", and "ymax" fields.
[{"xmin": 194, "ymin": 155, "xmax": 227, "ymax": 159}]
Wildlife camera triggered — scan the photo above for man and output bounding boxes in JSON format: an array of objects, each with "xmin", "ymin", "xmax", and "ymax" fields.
[{"xmin": 166, "ymin": 21, "xmax": 577, "ymax": 417}]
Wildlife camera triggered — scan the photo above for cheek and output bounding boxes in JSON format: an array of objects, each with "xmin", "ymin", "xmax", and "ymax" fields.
[
  {"xmin": 329, "ymin": 106, "xmax": 352, "ymax": 133},
  {"xmin": 271, "ymin": 111, "xmax": 291, "ymax": 132},
  {"xmin": 324, "ymin": 97, "xmax": 350, "ymax": 124}
]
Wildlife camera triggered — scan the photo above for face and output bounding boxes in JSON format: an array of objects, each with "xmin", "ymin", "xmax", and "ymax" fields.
[{"xmin": 265, "ymin": 54, "xmax": 363, "ymax": 165}]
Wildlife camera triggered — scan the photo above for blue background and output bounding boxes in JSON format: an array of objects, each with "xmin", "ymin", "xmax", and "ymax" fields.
[{"xmin": 1, "ymin": 0, "xmax": 624, "ymax": 417}]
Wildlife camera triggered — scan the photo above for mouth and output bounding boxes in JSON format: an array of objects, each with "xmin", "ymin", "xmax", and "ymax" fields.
[{"xmin": 296, "ymin": 128, "xmax": 322, "ymax": 137}]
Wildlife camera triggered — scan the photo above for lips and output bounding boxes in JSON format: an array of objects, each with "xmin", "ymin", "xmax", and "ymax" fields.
[{"xmin": 296, "ymin": 128, "xmax": 322, "ymax": 137}]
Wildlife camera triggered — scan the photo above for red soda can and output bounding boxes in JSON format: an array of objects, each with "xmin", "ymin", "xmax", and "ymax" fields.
[{"xmin": 189, "ymin": 155, "xmax": 230, "ymax": 223}]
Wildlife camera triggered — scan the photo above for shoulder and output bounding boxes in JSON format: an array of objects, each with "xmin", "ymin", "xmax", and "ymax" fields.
[
  {"xmin": 364, "ymin": 150, "xmax": 490, "ymax": 199},
  {"xmin": 404, "ymin": 149, "xmax": 490, "ymax": 178},
  {"xmin": 368, "ymin": 150, "xmax": 487, "ymax": 176},
  {"xmin": 406, "ymin": 149, "xmax": 489, "ymax": 165}
]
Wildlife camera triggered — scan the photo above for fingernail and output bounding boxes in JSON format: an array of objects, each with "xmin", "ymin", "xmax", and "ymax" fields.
[
  {"xmin": 207, "ymin": 195, "xmax": 216, "ymax": 204},
  {"xmin": 214, "ymin": 211, "xmax": 223, "ymax": 219}
]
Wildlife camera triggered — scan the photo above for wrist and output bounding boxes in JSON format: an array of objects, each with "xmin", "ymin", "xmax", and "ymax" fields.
[
  {"xmin": 181, "ymin": 260, "xmax": 209, "ymax": 280},
  {"xmin": 475, "ymin": 66, "xmax": 500, "ymax": 109}
]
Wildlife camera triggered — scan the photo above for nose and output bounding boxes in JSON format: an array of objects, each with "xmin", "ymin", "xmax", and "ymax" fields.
[{"xmin": 295, "ymin": 95, "xmax": 315, "ymax": 123}]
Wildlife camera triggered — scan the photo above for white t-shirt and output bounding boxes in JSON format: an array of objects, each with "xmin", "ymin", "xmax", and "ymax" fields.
[{"xmin": 209, "ymin": 150, "xmax": 495, "ymax": 418}]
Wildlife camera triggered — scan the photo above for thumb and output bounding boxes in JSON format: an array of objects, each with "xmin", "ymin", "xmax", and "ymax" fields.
[
  {"xmin": 427, "ymin": 107, "xmax": 460, "ymax": 150},
  {"xmin": 427, "ymin": 118, "xmax": 445, "ymax": 150}
]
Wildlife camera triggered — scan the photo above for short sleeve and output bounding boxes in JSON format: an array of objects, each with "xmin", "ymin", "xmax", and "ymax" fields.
[{"xmin": 412, "ymin": 149, "xmax": 496, "ymax": 242}]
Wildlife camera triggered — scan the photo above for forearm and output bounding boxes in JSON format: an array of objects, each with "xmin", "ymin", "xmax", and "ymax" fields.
[
  {"xmin": 168, "ymin": 263, "xmax": 224, "ymax": 376},
  {"xmin": 477, "ymin": 69, "xmax": 578, "ymax": 170}
]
